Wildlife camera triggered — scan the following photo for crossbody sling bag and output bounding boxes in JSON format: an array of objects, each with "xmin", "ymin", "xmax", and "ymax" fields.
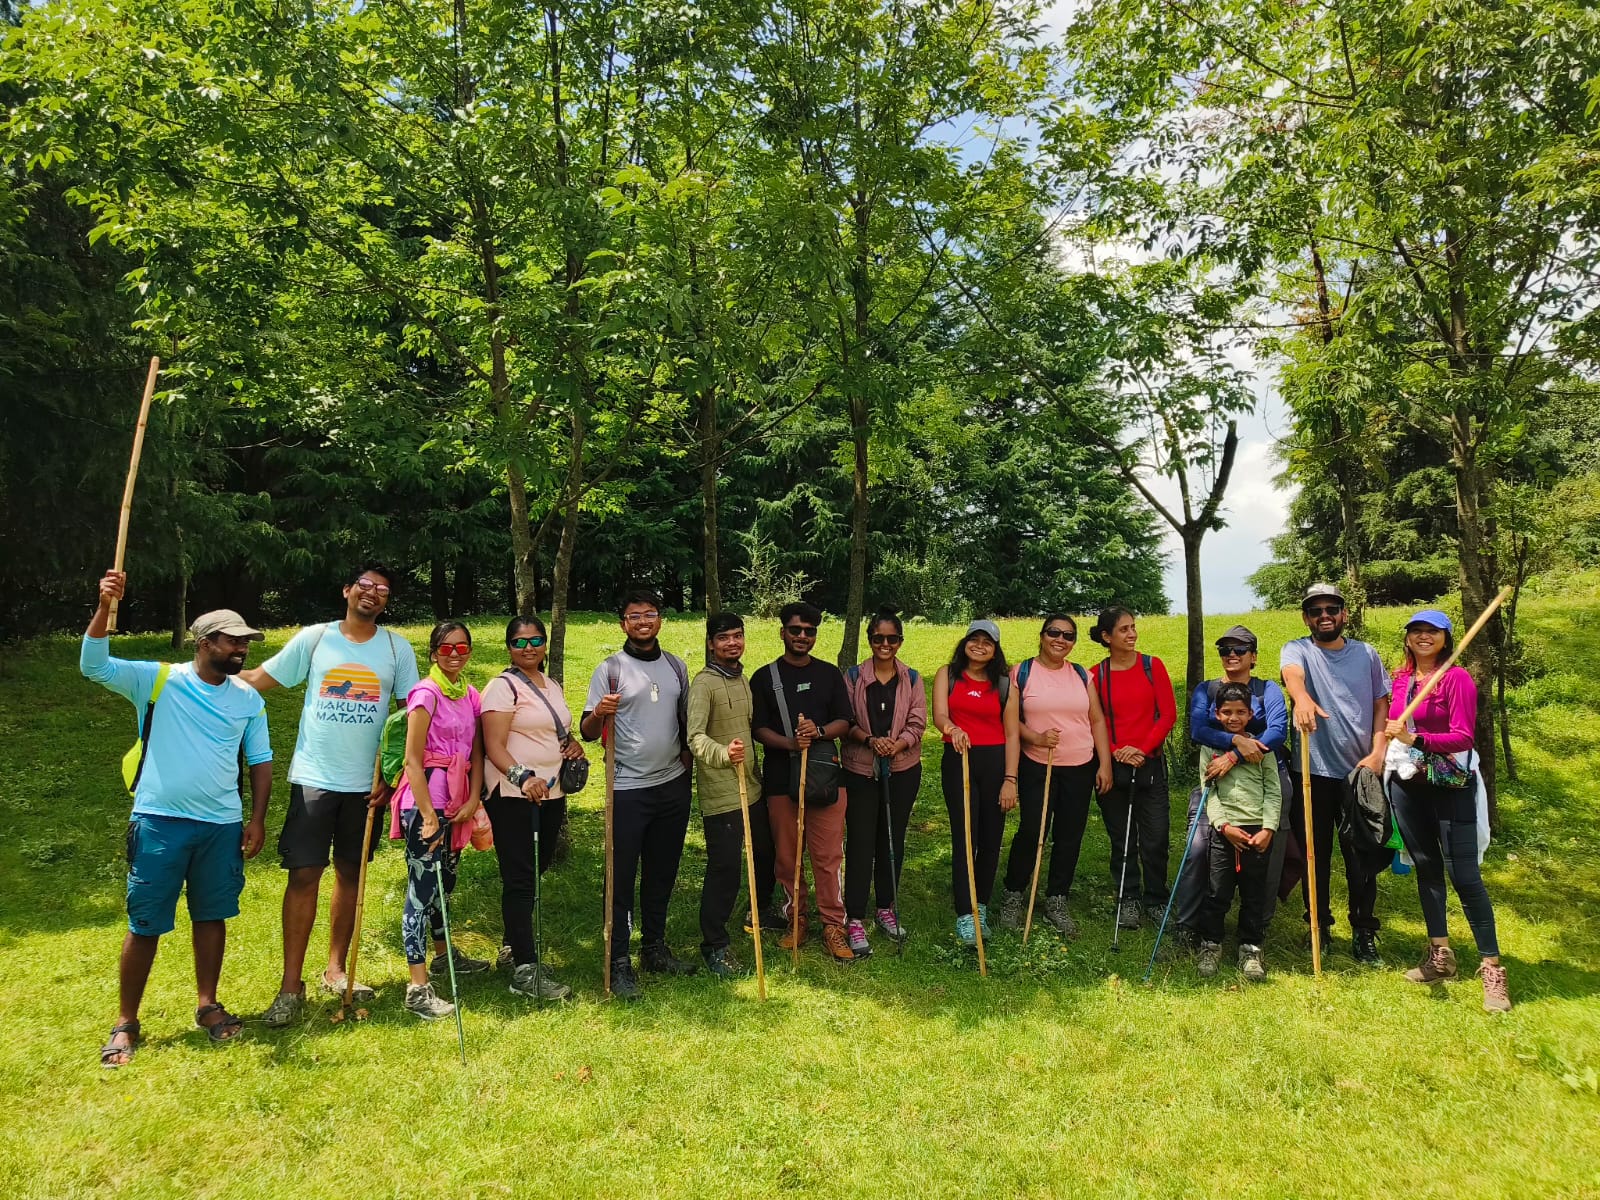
[
  {"xmin": 769, "ymin": 662, "xmax": 842, "ymax": 806},
  {"xmin": 501, "ymin": 667, "xmax": 590, "ymax": 795}
]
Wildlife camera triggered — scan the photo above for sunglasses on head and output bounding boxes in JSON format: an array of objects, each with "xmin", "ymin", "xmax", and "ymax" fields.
[
  {"xmin": 353, "ymin": 578, "xmax": 391, "ymax": 596},
  {"xmin": 509, "ymin": 636, "xmax": 546, "ymax": 650},
  {"xmin": 868, "ymin": 633, "xmax": 903, "ymax": 646},
  {"xmin": 1042, "ymin": 627, "xmax": 1075, "ymax": 640},
  {"xmin": 785, "ymin": 625, "xmax": 818, "ymax": 637},
  {"xmin": 1305, "ymin": 604, "xmax": 1343, "ymax": 617},
  {"xmin": 434, "ymin": 643, "xmax": 472, "ymax": 657},
  {"xmin": 1217, "ymin": 642, "xmax": 1253, "ymax": 657}
]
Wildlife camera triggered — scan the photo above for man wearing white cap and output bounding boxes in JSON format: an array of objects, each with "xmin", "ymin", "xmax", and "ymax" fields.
[{"xmin": 81, "ymin": 570, "xmax": 273, "ymax": 1067}]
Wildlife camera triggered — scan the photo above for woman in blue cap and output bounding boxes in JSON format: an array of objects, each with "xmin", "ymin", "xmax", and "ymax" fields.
[{"xmin": 1379, "ymin": 609, "xmax": 1510, "ymax": 1012}]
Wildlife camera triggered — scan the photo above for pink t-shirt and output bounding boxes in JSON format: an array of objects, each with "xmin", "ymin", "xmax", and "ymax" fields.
[
  {"xmin": 1015, "ymin": 658, "xmax": 1094, "ymax": 767},
  {"xmin": 396, "ymin": 678, "xmax": 480, "ymax": 817}
]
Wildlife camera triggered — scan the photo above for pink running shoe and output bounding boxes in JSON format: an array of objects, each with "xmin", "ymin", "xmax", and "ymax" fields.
[
  {"xmin": 846, "ymin": 919, "xmax": 873, "ymax": 957},
  {"xmin": 875, "ymin": 907, "xmax": 905, "ymax": 941}
]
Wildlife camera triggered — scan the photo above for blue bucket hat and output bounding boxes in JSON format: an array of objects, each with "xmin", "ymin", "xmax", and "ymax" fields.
[{"xmin": 1406, "ymin": 608, "xmax": 1453, "ymax": 632}]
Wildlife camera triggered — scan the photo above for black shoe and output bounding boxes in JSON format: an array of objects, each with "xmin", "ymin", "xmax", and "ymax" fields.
[
  {"xmin": 640, "ymin": 942, "xmax": 699, "ymax": 976},
  {"xmin": 609, "ymin": 957, "xmax": 641, "ymax": 1001},
  {"xmin": 1353, "ymin": 930, "xmax": 1382, "ymax": 966},
  {"xmin": 744, "ymin": 909, "xmax": 788, "ymax": 933},
  {"xmin": 1305, "ymin": 925, "xmax": 1334, "ymax": 950},
  {"xmin": 703, "ymin": 946, "xmax": 746, "ymax": 980}
]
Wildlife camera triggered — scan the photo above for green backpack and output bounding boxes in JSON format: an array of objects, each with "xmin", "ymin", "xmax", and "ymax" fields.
[
  {"xmin": 121, "ymin": 664, "xmax": 172, "ymax": 795},
  {"xmin": 379, "ymin": 707, "xmax": 410, "ymax": 787}
]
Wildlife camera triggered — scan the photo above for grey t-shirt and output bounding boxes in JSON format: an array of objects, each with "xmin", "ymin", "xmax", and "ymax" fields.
[
  {"xmin": 585, "ymin": 651, "xmax": 688, "ymax": 789},
  {"xmin": 1280, "ymin": 637, "xmax": 1391, "ymax": 778}
]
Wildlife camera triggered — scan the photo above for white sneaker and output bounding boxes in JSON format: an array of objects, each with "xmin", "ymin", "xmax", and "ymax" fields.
[{"xmin": 405, "ymin": 982, "xmax": 455, "ymax": 1020}]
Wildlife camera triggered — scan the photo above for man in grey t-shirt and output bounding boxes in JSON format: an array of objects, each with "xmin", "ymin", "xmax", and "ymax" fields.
[
  {"xmin": 1280, "ymin": 582, "xmax": 1391, "ymax": 965},
  {"xmin": 581, "ymin": 589, "xmax": 698, "ymax": 998}
]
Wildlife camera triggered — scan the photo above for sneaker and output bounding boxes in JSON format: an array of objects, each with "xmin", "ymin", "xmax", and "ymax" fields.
[
  {"xmin": 1479, "ymin": 961, "xmax": 1512, "ymax": 1013},
  {"xmin": 640, "ymin": 943, "xmax": 699, "ymax": 976},
  {"xmin": 260, "ymin": 987, "xmax": 304, "ymax": 1028},
  {"xmin": 956, "ymin": 913, "xmax": 977, "ymax": 947},
  {"xmin": 822, "ymin": 923, "xmax": 856, "ymax": 963},
  {"xmin": 1196, "ymin": 940, "xmax": 1222, "ymax": 978},
  {"xmin": 1145, "ymin": 901, "xmax": 1168, "ymax": 925},
  {"xmin": 1117, "ymin": 899, "xmax": 1141, "ymax": 930},
  {"xmin": 845, "ymin": 919, "xmax": 872, "ymax": 958},
  {"xmin": 609, "ymin": 957, "xmax": 641, "ymax": 1001},
  {"xmin": 743, "ymin": 909, "xmax": 788, "ymax": 934},
  {"xmin": 319, "ymin": 971, "xmax": 375, "ymax": 1004},
  {"xmin": 875, "ymin": 907, "xmax": 905, "ymax": 941},
  {"xmin": 1044, "ymin": 895, "xmax": 1079, "ymax": 940},
  {"xmin": 509, "ymin": 962, "xmax": 571, "ymax": 1001},
  {"xmin": 404, "ymin": 981, "xmax": 455, "ymax": 1020},
  {"xmin": 778, "ymin": 916, "xmax": 809, "ymax": 951},
  {"xmin": 1171, "ymin": 926, "xmax": 1197, "ymax": 952},
  {"xmin": 977, "ymin": 904, "xmax": 992, "ymax": 941},
  {"xmin": 703, "ymin": 946, "xmax": 746, "ymax": 980},
  {"xmin": 496, "ymin": 944, "xmax": 514, "ymax": 970},
  {"xmin": 1404, "ymin": 944, "xmax": 1458, "ymax": 984},
  {"xmin": 998, "ymin": 890, "xmax": 1025, "ymax": 931},
  {"xmin": 1352, "ymin": 930, "xmax": 1382, "ymax": 967},
  {"xmin": 431, "ymin": 947, "xmax": 491, "ymax": 978},
  {"xmin": 1239, "ymin": 944, "xmax": 1267, "ymax": 981}
]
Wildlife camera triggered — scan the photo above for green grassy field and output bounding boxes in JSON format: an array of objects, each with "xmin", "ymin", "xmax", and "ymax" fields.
[{"xmin": 2, "ymin": 587, "xmax": 1597, "ymax": 1198}]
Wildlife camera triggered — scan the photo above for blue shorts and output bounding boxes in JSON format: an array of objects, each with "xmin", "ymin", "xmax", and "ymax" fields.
[{"xmin": 125, "ymin": 813, "xmax": 245, "ymax": 936}]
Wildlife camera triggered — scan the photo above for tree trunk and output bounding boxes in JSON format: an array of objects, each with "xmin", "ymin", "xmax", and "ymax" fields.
[
  {"xmin": 170, "ymin": 571, "xmax": 187, "ymax": 652},
  {"xmin": 548, "ymin": 405, "xmax": 586, "ymax": 683},
  {"xmin": 430, "ymin": 556, "xmax": 450, "ymax": 618},
  {"xmin": 1182, "ymin": 529, "xmax": 1205, "ymax": 698},
  {"xmin": 451, "ymin": 558, "xmax": 476, "ymax": 616},
  {"xmin": 505, "ymin": 458, "xmax": 537, "ymax": 615},
  {"xmin": 839, "ymin": 195, "xmax": 872, "ymax": 670},
  {"xmin": 1452, "ymin": 416, "xmax": 1501, "ymax": 827},
  {"xmin": 699, "ymin": 388, "xmax": 722, "ymax": 614}
]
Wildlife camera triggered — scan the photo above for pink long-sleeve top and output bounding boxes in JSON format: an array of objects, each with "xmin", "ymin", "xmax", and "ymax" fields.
[{"xmin": 1388, "ymin": 664, "xmax": 1477, "ymax": 755}]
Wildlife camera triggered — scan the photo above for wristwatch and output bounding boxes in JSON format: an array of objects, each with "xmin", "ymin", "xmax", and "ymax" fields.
[{"xmin": 507, "ymin": 764, "xmax": 536, "ymax": 787}]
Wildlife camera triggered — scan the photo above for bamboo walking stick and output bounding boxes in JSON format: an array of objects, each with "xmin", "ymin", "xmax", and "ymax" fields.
[
  {"xmin": 603, "ymin": 715, "xmax": 617, "ymax": 996},
  {"xmin": 736, "ymin": 765, "xmax": 767, "ymax": 1000},
  {"xmin": 342, "ymin": 805, "xmax": 379, "ymax": 1014},
  {"xmin": 1021, "ymin": 747, "xmax": 1054, "ymax": 945},
  {"xmin": 1300, "ymin": 724, "xmax": 1321, "ymax": 978},
  {"xmin": 962, "ymin": 749, "xmax": 987, "ymax": 976},
  {"xmin": 1393, "ymin": 586, "xmax": 1514, "ymax": 724},
  {"xmin": 791, "ymin": 715, "xmax": 809, "ymax": 968},
  {"xmin": 108, "ymin": 356, "xmax": 160, "ymax": 633}
]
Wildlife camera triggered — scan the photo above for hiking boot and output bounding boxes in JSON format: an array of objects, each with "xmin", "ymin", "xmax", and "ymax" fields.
[
  {"xmin": 845, "ymin": 919, "xmax": 872, "ymax": 958},
  {"xmin": 509, "ymin": 962, "xmax": 571, "ymax": 1001},
  {"xmin": 956, "ymin": 913, "xmax": 977, "ymax": 947},
  {"xmin": 778, "ymin": 915, "xmax": 809, "ymax": 951},
  {"xmin": 875, "ymin": 907, "xmax": 905, "ymax": 941},
  {"xmin": 1480, "ymin": 961, "xmax": 1512, "ymax": 1013},
  {"xmin": 1196, "ymin": 940, "xmax": 1223, "ymax": 978},
  {"xmin": 431, "ymin": 947, "xmax": 491, "ymax": 978},
  {"xmin": 822, "ymin": 923, "xmax": 856, "ymax": 963},
  {"xmin": 978, "ymin": 904, "xmax": 992, "ymax": 941},
  {"xmin": 640, "ymin": 943, "xmax": 699, "ymax": 976},
  {"xmin": 744, "ymin": 909, "xmax": 788, "ymax": 934},
  {"xmin": 1171, "ymin": 926, "xmax": 1197, "ymax": 952},
  {"xmin": 1352, "ymin": 930, "xmax": 1382, "ymax": 967},
  {"xmin": 1404, "ymin": 944, "xmax": 1458, "ymax": 984},
  {"xmin": 1306, "ymin": 925, "xmax": 1334, "ymax": 951},
  {"xmin": 608, "ymin": 957, "xmax": 641, "ymax": 1001},
  {"xmin": 998, "ymin": 890, "xmax": 1026, "ymax": 931},
  {"xmin": 496, "ymin": 944, "xmax": 514, "ymax": 971},
  {"xmin": 1239, "ymin": 944, "xmax": 1267, "ymax": 982},
  {"xmin": 1117, "ymin": 899, "xmax": 1141, "ymax": 930},
  {"xmin": 404, "ymin": 982, "xmax": 454, "ymax": 1021},
  {"xmin": 1044, "ymin": 895, "xmax": 1079, "ymax": 940},
  {"xmin": 319, "ymin": 971, "xmax": 375, "ymax": 1004},
  {"xmin": 260, "ymin": 987, "xmax": 304, "ymax": 1028},
  {"xmin": 703, "ymin": 946, "xmax": 746, "ymax": 980},
  {"xmin": 1145, "ymin": 901, "xmax": 1169, "ymax": 925}
]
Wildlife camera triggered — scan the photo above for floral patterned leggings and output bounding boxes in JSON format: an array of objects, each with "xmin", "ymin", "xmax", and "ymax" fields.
[{"xmin": 401, "ymin": 804, "xmax": 460, "ymax": 966}]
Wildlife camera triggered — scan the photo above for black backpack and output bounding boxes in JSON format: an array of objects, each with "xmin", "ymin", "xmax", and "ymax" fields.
[{"xmin": 1340, "ymin": 765, "xmax": 1393, "ymax": 853}]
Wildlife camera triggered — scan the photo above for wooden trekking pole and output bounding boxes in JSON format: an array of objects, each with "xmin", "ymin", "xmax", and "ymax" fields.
[
  {"xmin": 1021, "ymin": 747, "xmax": 1054, "ymax": 945},
  {"xmin": 603, "ymin": 715, "xmax": 617, "ymax": 996},
  {"xmin": 791, "ymin": 714, "xmax": 809, "ymax": 968},
  {"xmin": 962, "ymin": 749, "xmax": 987, "ymax": 976},
  {"xmin": 736, "ymin": 765, "xmax": 767, "ymax": 1000},
  {"xmin": 1300, "ymin": 723, "xmax": 1321, "ymax": 978},
  {"xmin": 1394, "ymin": 586, "xmax": 1514, "ymax": 724},
  {"xmin": 342, "ymin": 805, "xmax": 379, "ymax": 1015},
  {"xmin": 108, "ymin": 356, "xmax": 160, "ymax": 633}
]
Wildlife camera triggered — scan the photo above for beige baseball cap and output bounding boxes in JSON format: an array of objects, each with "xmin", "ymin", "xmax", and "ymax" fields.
[{"xmin": 189, "ymin": 609, "xmax": 264, "ymax": 642}]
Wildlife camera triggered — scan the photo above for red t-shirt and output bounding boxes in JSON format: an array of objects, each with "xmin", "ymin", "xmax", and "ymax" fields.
[
  {"xmin": 945, "ymin": 674, "xmax": 1007, "ymax": 747},
  {"xmin": 1092, "ymin": 656, "xmax": 1176, "ymax": 756}
]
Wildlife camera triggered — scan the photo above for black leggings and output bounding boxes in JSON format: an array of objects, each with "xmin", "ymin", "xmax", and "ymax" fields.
[
  {"xmin": 1003, "ymin": 756, "xmax": 1096, "ymax": 899},
  {"xmin": 1389, "ymin": 774, "xmax": 1499, "ymax": 956},
  {"xmin": 941, "ymin": 744, "xmax": 1006, "ymax": 916},
  {"xmin": 483, "ymin": 791, "xmax": 566, "ymax": 967},
  {"xmin": 1096, "ymin": 757, "xmax": 1170, "ymax": 909},
  {"xmin": 843, "ymin": 766, "xmax": 920, "ymax": 920}
]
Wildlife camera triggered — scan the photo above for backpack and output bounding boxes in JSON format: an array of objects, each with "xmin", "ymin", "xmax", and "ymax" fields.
[
  {"xmin": 1015, "ymin": 656, "xmax": 1088, "ymax": 727},
  {"xmin": 304, "ymin": 621, "xmax": 407, "ymax": 689},
  {"xmin": 1205, "ymin": 675, "xmax": 1268, "ymax": 710},
  {"xmin": 379, "ymin": 707, "xmax": 410, "ymax": 787},
  {"xmin": 1341, "ymin": 765, "xmax": 1393, "ymax": 853},
  {"xmin": 121, "ymin": 663, "xmax": 173, "ymax": 795},
  {"xmin": 606, "ymin": 652, "xmax": 691, "ymax": 750}
]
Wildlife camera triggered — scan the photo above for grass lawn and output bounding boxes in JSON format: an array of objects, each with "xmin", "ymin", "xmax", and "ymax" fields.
[{"xmin": 2, "ymin": 586, "xmax": 1597, "ymax": 1198}]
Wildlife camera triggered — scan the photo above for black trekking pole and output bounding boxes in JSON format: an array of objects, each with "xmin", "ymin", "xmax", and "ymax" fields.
[
  {"xmin": 1144, "ymin": 784, "xmax": 1211, "ymax": 981},
  {"xmin": 432, "ymin": 857, "xmax": 467, "ymax": 1064},
  {"xmin": 878, "ymin": 757, "xmax": 904, "ymax": 955},
  {"xmin": 1111, "ymin": 802, "xmax": 1135, "ymax": 954},
  {"xmin": 533, "ymin": 825, "xmax": 543, "ymax": 1007}
]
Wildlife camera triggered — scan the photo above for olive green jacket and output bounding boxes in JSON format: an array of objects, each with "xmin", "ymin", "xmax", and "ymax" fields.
[{"xmin": 687, "ymin": 666, "xmax": 756, "ymax": 817}]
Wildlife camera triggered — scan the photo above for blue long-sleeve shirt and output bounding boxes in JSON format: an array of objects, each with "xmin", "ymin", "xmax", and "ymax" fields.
[{"xmin": 1187, "ymin": 678, "xmax": 1288, "ymax": 756}]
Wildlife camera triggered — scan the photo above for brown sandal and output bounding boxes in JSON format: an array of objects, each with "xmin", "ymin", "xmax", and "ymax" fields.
[
  {"xmin": 100, "ymin": 1019, "xmax": 140, "ymax": 1068},
  {"xmin": 195, "ymin": 1003, "xmax": 243, "ymax": 1044}
]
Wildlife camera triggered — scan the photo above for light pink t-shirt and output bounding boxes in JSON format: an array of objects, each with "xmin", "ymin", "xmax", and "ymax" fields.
[
  {"xmin": 1014, "ymin": 658, "xmax": 1094, "ymax": 767},
  {"xmin": 481, "ymin": 670, "xmax": 571, "ymax": 799}
]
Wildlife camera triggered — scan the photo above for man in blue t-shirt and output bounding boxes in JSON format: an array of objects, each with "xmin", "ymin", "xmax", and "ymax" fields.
[
  {"xmin": 81, "ymin": 571, "xmax": 273, "ymax": 1067},
  {"xmin": 1280, "ymin": 582, "xmax": 1392, "ymax": 965},
  {"xmin": 242, "ymin": 563, "xmax": 419, "ymax": 1025}
]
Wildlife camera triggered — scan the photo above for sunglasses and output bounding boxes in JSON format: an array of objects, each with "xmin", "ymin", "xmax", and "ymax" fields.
[
  {"xmin": 509, "ymin": 636, "xmax": 546, "ymax": 650},
  {"xmin": 353, "ymin": 579, "xmax": 391, "ymax": 596},
  {"xmin": 1042, "ymin": 627, "xmax": 1075, "ymax": 640},
  {"xmin": 785, "ymin": 625, "xmax": 818, "ymax": 637},
  {"xmin": 434, "ymin": 643, "xmax": 472, "ymax": 657},
  {"xmin": 624, "ymin": 611, "xmax": 660, "ymax": 624},
  {"xmin": 1217, "ymin": 643, "xmax": 1253, "ymax": 657},
  {"xmin": 1305, "ymin": 604, "xmax": 1343, "ymax": 617},
  {"xmin": 869, "ymin": 633, "xmax": 903, "ymax": 646}
]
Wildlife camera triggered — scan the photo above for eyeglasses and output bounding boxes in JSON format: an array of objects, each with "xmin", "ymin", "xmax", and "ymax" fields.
[
  {"xmin": 868, "ymin": 633, "xmax": 903, "ymax": 646},
  {"xmin": 1042, "ymin": 628, "xmax": 1075, "ymax": 641},
  {"xmin": 624, "ymin": 611, "xmax": 660, "ymax": 624},
  {"xmin": 509, "ymin": 636, "xmax": 546, "ymax": 650},
  {"xmin": 1305, "ymin": 604, "xmax": 1343, "ymax": 617},
  {"xmin": 354, "ymin": 579, "xmax": 391, "ymax": 596},
  {"xmin": 434, "ymin": 643, "xmax": 472, "ymax": 657},
  {"xmin": 785, "ymin": 625, "xmax": 818, "ymax": 637},
  {"xmin": 1217, "ymin": 643, "xmax": 1253, "ymax": 657}
]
